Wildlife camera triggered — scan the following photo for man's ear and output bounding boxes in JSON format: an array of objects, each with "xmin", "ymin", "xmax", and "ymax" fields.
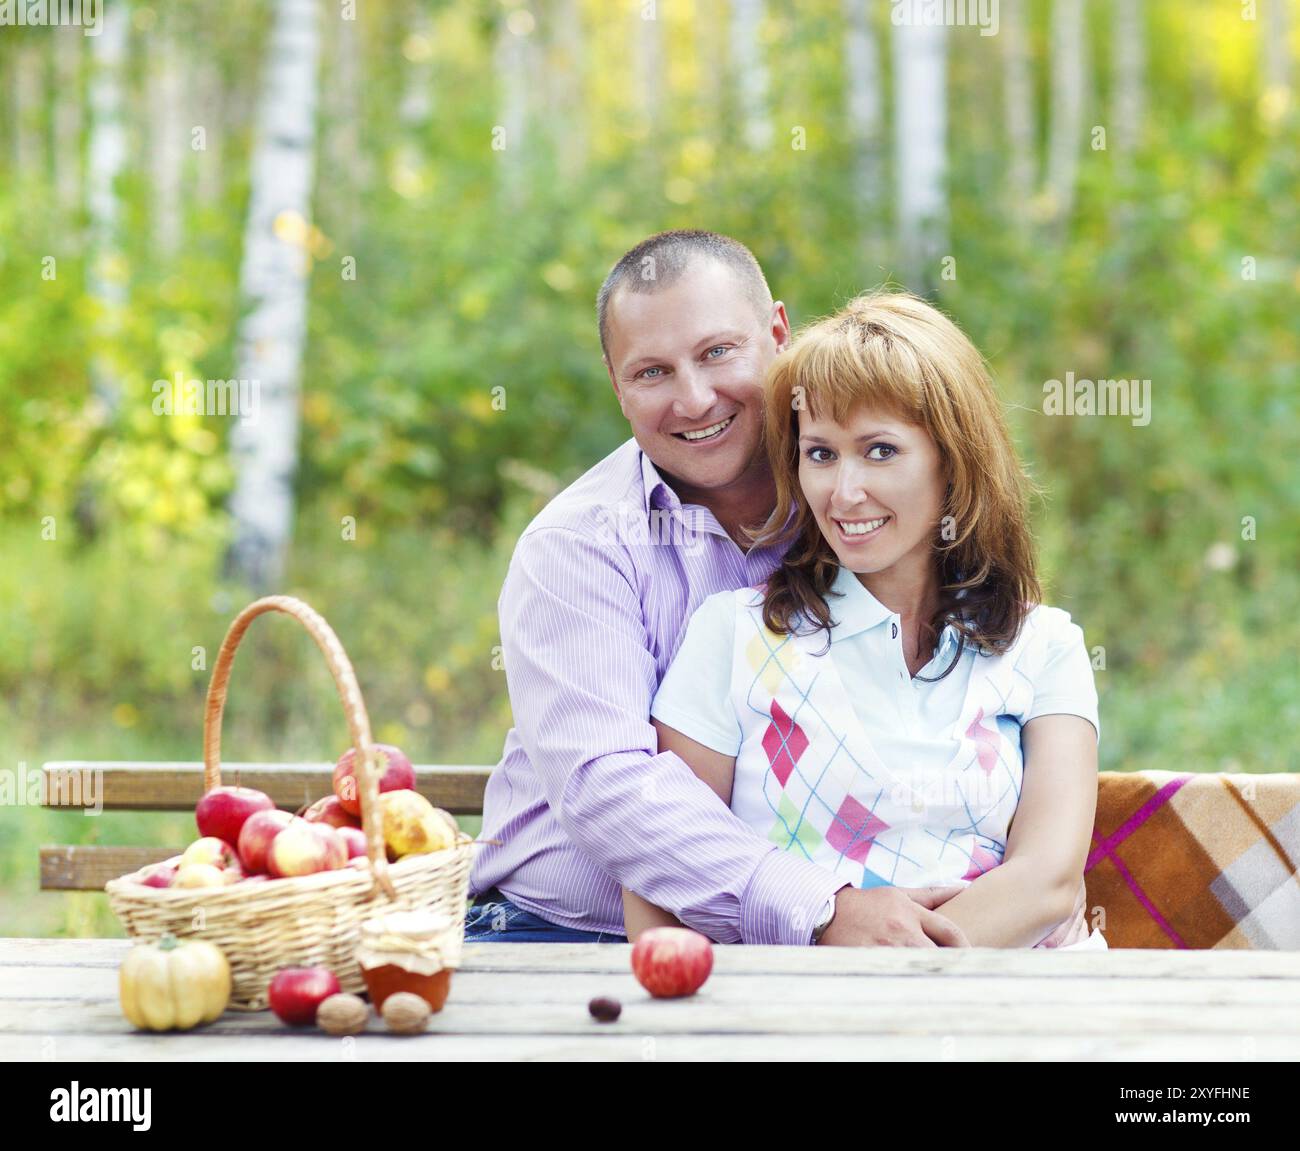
[{"xmin": 770, "ymin": 300, "xmax": 792, "ymax": 353}]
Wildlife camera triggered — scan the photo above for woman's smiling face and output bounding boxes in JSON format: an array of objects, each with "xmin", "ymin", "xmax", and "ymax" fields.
[{"xmin": 797, "ymin": 404, "xmax": 948, "ymax": 583}]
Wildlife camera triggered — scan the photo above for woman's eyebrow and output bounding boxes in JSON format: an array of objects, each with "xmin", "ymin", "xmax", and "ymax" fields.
[{"xmin": 799, "ymin": 430, "xmax": 898, "ymax": 444}]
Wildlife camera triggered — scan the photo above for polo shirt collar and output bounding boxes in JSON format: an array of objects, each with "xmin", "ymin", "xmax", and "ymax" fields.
[
  {"xmin": 826, "ymin": 565, "xmax": 967, "ymax": 660},
  {"xmin": 825, "ymin": 565, "xmax": 893, "ymax": 641}
]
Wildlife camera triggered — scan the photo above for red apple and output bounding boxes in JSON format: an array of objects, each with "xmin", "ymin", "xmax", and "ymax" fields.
[
  {"xmin": 630, "ymin": 927, "xmax": 714, "ymax": 999},
  {"xmin": 267, "ymin": 818, "xmax": 347, "ymax": 878},
  {"xmin": 181, "ymin": 836, "xmax": 240, "ymax": 870},
  {"xmin": 268, "ymin": 967, "xmax": 342, "ymax": 1026},
  {"xmin": 337, "ymin": 826, "xmax": 368, "ymax": 859},
  {"xmin": 196, "ymin": 785, "xmax": 275, "ymax": 846},
  {"xmin": 238, "ymin": 809, "xmax": 294, "ymax": 874},
  {"xmin": 302, "ymin": 795, "xmax": 362, "ymax": 830},
  {"xmin": 138, "ymin": 860, "xmax": 180, "ymax": 888},
  {"xmin": 332, "ymin": 744, "xmax": 416, "ymax": 816}
]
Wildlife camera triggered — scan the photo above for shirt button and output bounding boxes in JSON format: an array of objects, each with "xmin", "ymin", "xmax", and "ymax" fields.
[{"xmin": 891, "ymin": 622, "xmax": 898, "ymax": 639}]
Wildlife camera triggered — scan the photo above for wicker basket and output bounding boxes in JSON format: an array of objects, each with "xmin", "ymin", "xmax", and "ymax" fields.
[{"xmin": 106, "ymin": 595, "xmax": 474, "ymax": 1011}]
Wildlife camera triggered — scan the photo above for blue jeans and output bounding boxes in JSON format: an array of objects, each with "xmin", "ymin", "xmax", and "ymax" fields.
[{"xmin": 464, "ymin": 886, "xmax": 628, "ymax": 943}]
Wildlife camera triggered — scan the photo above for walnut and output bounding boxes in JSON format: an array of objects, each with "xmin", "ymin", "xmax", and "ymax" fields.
[
  {"xmin": 316, "ymin": 993, "xmax": 369, "ymax": 1036},
  {"xmin": 381, "ymin": 991, "xmax": 431, "ymax": 1034}
]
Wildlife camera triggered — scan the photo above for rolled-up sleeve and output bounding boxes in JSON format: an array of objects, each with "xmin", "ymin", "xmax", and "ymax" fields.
[{"xmin": 500, "ymin": 526, "xmax": 845, "ymax": 944}]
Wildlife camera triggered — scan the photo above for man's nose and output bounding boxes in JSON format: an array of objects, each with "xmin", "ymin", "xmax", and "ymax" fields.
[{"xmin": 673, "ymin": 368, "xmax": 717, "ymax": 420}]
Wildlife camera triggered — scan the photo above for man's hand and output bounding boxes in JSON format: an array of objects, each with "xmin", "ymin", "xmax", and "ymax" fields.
[{"xmin": 816, "ymin": 885, "xmax": 971, "ymax": 948}]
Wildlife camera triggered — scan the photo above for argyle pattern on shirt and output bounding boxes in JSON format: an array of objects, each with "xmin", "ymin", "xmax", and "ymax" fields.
[{"xmin": 728, "ymin": 587, "xmax": 1035, "ymax": 889}]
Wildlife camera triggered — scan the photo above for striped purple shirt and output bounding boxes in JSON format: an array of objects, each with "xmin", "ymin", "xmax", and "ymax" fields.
[{"xmin": 472, "ymin": 437, "xmax": 848, "ymax": 944}]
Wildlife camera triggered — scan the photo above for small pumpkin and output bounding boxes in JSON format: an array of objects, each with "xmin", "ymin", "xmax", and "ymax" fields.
[{"xmin": 119, "ymin": 932, "xmax": 232, "ymax": 1031}]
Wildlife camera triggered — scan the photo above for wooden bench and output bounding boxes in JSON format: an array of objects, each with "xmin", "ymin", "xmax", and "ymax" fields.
[
  {"xmin": 38, "ymin": 764, "xmax": 1300, "ymax": 950},
  {"xmin": 38, "ymin": 761, "xmax": 492, "ymax": 891}
]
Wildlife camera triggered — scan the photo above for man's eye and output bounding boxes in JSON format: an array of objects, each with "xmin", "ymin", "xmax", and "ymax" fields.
[
  {"xmin": 706, "ymin": 346, "xmax": 730, "ymax": 359},
  {"xmin": 639, "ymin": 366, "xmax": 664, "ymax": 380}
]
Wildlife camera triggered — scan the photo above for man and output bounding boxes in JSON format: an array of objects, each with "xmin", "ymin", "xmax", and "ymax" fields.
[{"xmin": 468, "ymin": 230, "xmax": 969, "ymax": 947}]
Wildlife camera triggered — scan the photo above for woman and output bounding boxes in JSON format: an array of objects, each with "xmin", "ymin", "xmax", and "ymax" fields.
[{"xmin": 623, "ymin": 290, "xmax": 1104, "ymax": 950}]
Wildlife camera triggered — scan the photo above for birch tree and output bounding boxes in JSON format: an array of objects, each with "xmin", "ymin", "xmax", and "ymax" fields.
[
  {"xmin": 87, "ymin": 0, "xmax": 129, "ymax": 414},
  {"xmin": 1045, "ymin": 0, "xmax": 1085, "ymax": 223},
  {"xmin": 730, "ymin": 0, "xmax": 771, "ymax": 150},
  {"xmin": 493, "ymin": 7, "xmax": 531, "ymax": 207},
  {"xmin": 1263, "ymin": 0, "xmax": 1291, "ymax": 100},
  {"xmin": 1112, "ymin": 0, "xmax": 1146, "ymax": 169},
  {"xmin": 1002, "ymin": 0, "xmax": 1037, "ymax": 213},
  {"xmin": 634, "ymin": 0, "xmax": 664, "ymax": 136},
  {"xmin": 892, "ymin": 18, "xmax": 948, "ymax": 290},
  {"xmin": 842, "ymin": 0, "xmax": 883, "ymax": 257},
  {"xmin": 149, "ymin": 22, "xmax": 186, "ymax": 257},
  {"xmin": 53, "ymin": 29, "xmax": 83, "ymax": 218},
  {"xmin": 225, "ymin": 0, "xmax": 322, "ymax": 590}
]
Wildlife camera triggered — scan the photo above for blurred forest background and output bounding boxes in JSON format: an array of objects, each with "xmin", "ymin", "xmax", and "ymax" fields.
[{"xmin": 0, "ymin": 0, "xmax": 1296, "ymax": 936}]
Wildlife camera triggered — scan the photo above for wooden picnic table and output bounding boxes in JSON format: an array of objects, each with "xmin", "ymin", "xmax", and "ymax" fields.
[{"xmin": 2, "ymin": 936, "xmax": 1299, "ymax": 1061}]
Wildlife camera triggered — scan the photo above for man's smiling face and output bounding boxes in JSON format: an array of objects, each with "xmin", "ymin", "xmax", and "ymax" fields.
[{"xmin": 603, "ymin": 258, "xmax": 789, "ymax": 499}]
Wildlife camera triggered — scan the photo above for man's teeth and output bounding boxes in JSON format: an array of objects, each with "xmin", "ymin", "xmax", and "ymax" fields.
[
  {"xmin": 836, "ymin": 516, "xmax": 888, "ymax": 535},
  {"xmin": 679, "ymin": 416, "xmax": 733, "ymax": 441}
]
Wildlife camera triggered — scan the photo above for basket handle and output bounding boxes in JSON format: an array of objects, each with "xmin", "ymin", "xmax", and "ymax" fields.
[{"xmin": 202, "ymin": 595, "xmax": 396, "ymax": 900}]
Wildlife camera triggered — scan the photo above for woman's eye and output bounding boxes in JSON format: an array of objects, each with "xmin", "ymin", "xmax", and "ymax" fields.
[
  {"xmin": 866, "ymin": 443, "xmax": 898, "ymax": 460},
  {"xmin": 803, "ymin": 447, "xmax": 833, "ymax": 463}
]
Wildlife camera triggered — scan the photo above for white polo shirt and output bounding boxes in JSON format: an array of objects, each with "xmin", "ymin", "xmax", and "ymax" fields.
[{"xmin": 650, "ymin": 564, "xmax": 1100, "ymax": 893}]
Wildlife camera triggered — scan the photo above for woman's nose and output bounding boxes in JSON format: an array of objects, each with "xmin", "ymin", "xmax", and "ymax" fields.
[{"xmin": 832, "ymin": 462, "xmax": 869, "ymax": 508}]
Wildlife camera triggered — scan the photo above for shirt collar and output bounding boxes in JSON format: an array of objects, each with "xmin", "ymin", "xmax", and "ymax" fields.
[
  {"xmin": 824, "ymin": 565, "xmax": 894, "ymax": 642},
  {"xmin": 637, "ymin": 445, "xmax": 799, "ymax": 542},
  {"xmin": 824, "ymin": 566, "xmax": 966, "ymax": 659},
  {"xmin": 640, "ymin": 448, "xmax": 681, "ymax": 515}
]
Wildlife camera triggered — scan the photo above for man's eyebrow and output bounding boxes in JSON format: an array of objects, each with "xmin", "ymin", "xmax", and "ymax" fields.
[
  {"xmin": 799, "ymin": 431, "xmax": 898, "ymax": 444},
  {"xmin": 622, "ymin": 331, "xmax": 748, "ymax": 373}
]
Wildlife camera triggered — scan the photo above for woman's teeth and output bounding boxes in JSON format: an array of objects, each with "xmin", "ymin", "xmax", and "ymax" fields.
[
  {"xmin": 676, "ymin": 415, "xmax": 733, "ymax": 441},
  {"xmin": 835, "ymin": 516, "xmax": 889, "ymax": 538}
]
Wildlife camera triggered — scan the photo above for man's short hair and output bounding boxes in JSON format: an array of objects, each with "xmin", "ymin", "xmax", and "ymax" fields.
[{"xmin": 596, "ymin": 229, "xmax": 773, "ymax": 362}]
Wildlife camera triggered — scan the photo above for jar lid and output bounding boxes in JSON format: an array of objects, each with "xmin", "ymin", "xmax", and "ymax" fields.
[
  {"xmin": 360, "ymin": 909, "xmax": 453, "ymax": 940},
  {"xmin": 356, "ymin": 908, "xmax": 459, "ymax": 976}
]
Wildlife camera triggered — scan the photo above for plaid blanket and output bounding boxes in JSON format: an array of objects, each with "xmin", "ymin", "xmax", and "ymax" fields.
[{"xmin": 1087, "ymin": 771, "xmax": 1300, "ymax": 949}]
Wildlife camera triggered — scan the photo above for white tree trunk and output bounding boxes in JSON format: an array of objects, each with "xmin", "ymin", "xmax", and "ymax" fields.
[
  {"xmin": 842, "ymin": 0, "xmax": 883, "ymax": 244},
  {"xmin": 730, "ymin": 0, "xmax": 771, "ymax": 150},
  {"xmin": 149, "ymin": 29, "xmax": 186, "ymax": 257},
  {"xmin": 195, "ymin": 56, "xmax": 225, "ymax": 209},
  {"xmin": 892, "ymin": 19, "xmax": 948, "ymax": 290},
  {"xmin": 11, "ymin": 43, "xmax": 43, "ymax": 178},
  {"xmin": 634, "ymin": 0, "xmax": 663, "ymax": 134},
  {"xmin": 1264, "ymin": 0, "xmax": 1291, "ymax": 98},
  {"xmin": 1002, "ymin": 0, "xmax": 1036, "ymax": 210},
  {"xmin": 87, "ymin": 0, "xmax": 129, "ymax": 413},
  {"xmin": 551, "ymin": 0, "xmax": 587, "ymax": 180},
  {"xmin": 1046, "ymin": 0, "xmax": 1085, "ymax": 222},
  {"xmin": 321, "ymin": 2, "xmax": 364, "ymax": 244},
  {"xmin": 53, "ymin": 28, "xmax": 83, "ymax": 218},
  {"xmin": 1112, "ymin": 0, "xmax": 1145, "ymax": 166},
  {"xmin": 225, "ymin": 0, "xmax": 322, "ymax": 591},
  {"xmin": 494, "ymin": 9, "xmax": 531, "ymax": 206}
]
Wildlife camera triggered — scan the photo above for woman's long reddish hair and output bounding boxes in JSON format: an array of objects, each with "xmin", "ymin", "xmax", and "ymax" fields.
[{"xmin": 740, "ymin": 290, "xmax": 1042, "ymax": 671}]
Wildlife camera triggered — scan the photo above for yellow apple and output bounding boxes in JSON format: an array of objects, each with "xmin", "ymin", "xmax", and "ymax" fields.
[{"xmin": 377, "ymin": 791, "xmax": 458, "ymax": 859}]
